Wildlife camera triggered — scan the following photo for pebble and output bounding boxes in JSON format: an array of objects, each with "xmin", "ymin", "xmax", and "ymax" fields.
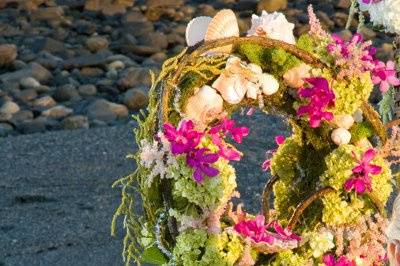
[
  {"xmin": 108, "ymin": 60, "xmax": 125, "ymax": 71},
  {"xmin": 16, "ymin": 88, "xmax": 38, "ymax": 102},
  {"xmin": 0, "ymin": 122, "xmax": 13, "ymax": 137},
  {"xmin": 78, "ymin": 84, "xmax": 97, "ymax": 96},
  {"xmin": 0, "ymin": 44, "xmax": 17, "ymax": 66},
  {"xmin": 86, "ymin": 36, "xmax": 109, "ymax": 53},
  {"xmin": 62, "ymin": 115, "xmax": 89, "ymax": 130},
  {"xmin": 53, "ymin": 84, "xmax": 80, "ymax": 102},
  {"xmin": 87, "ymin": 99, "xmax": 129, "ymax": 123},
  {"xmin": 17, "ymin": 117, "xmax": 47, "ymax": 134},
  {"xmin": 20, "ymin": 77, "xmax": 41, "ymax": 89},
  {"xmin": 0, "ymin": 63, "xmax": 52, "ymax": 84},
  {"xmin": 0, "ymin": 101, "xmax": 20, "ymax": 116},
  {"xmin": 42, "ymin": 105, "xmax": 73, "ymax": 119},
  {"xmin": 118, "ymin": 67, "xmax": 151, "ymax": 90},
  {"xmin": 123, "ymin": 88, "xmax": 149, "ymax": 111},
  {"xmin": 33, "ymin": 96, "xmax": 57, "ymax": 108},
  {"xmin": 9, "ymin": 110, "xmax": 34, "ymax": 126},
  {"xmin": 257, "ymin": 0, "xmax": 287, "ymax": 12}
]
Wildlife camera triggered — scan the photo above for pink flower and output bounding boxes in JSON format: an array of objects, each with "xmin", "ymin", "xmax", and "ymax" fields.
[
  {"xmin": 323, "ymin": 254, "xmax": 355, "ymax": 266},
  {"xmin": 209, "ymin": 118, "xmax": 249, "ymax": 161},
  {"xmin": 344, "ymin": 149, "xmax": 382, "ymax": 194},
  {"xmin": 186, "ymin": 148, "xmax": 219, "ymax": 183},
  {"xmin": 371, "ymin": 61, "xmax": 400, "ymax": 93},
  {"xmin": 163, "ymin": 120, "xmax": 203, "ymax": 155},
  {"xmin": 297, "ymin": 78, "xmax": 335, "ymax": 128},
  {"xmin": 262, "ymin": 135, "xmax": 286, "ymax": 171},
  {"xmin": 234, "ymin": 215, "xmax": 301, "ymax": 244},
  {"xmin": 361, "ymin": 0, "xmax": 383, "ymax": 3}
]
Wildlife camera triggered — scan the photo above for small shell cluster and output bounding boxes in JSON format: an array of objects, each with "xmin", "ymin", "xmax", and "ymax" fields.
[{"xmin": 330, "ymin": 111, "xmax": 367, "ymax": 146}]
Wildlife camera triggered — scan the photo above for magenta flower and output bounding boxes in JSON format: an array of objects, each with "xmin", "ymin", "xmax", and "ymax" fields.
[
  {"xmin": 163, "ymin": 120, "xmax": 203, "ymax": 155},
  {"xmin": 323, "ymin": 254, "xmax": 355, "ymax": 266},
  {"xmin": 234, "ymin": 215, "xmax": 300, "ymax": 244},
  {"xmin": 371, "ymin": 61, "xmax": 400, "ymax": 93},
  {"xmin": 344, "ymin": 149, "xmax": 382, "ymax": 194},
  {"xmin": 209, "ymin": 118, "xmax": 249, "ymax": 161},
  {"xmin": 262, "ymin": 135, "xmax": 286, "ymax": 171},
  {"xmin": 297, "ymin": 78, "xmax": 335, "ymax": 128},
  {"xmin": 361, "ymin": 0, "xmax": 383, "ymax": 3},
  {"xmin": 186, "ymin": 148, "xmax": 219, "ymax": 183}
]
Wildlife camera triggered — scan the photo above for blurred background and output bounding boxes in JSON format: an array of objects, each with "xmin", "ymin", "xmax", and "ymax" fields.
[{"xmin": 0, "ymin": 0, "xmax": 396, "ymax": 265}]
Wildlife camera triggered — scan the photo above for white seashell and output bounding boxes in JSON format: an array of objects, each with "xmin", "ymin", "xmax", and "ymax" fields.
[
  {"xmin": 184, "ymin": 85, "xmax": 223, "ymax": 129},
  {"xmin": 246, "ymin": 81, "xmax": 259, "ymax": 100},
  {"xmin": 334, "ymin": 114, "xmax": 354, "ymax": 129},
  {"xmin": 259, "ymin": 73, "xmax": 279, "ymax": 96},
  {"xmin": 204, "ymin": 9, "xmax": 239, "ymax": 54},
  {"xmin": 353, "ymin": 109, "xmax": 363, "ymax": 123},
  {"xmin": 212, "ymin": 74, "xmax": 246, "ymax": 104},
  {"xmin": 331, "ymin": 128, "xmax": 352, "ymax": 146},
  {"xmin": 283, "ymin": 63, "xmax": 311, "ymax": 88},
  {"xmin": 185, "ymin": 16, "xmax": 212, "ymax": 47},
  {"xmin": 248, "ymin": 63, "xmax": 263, "ymax": 75}
]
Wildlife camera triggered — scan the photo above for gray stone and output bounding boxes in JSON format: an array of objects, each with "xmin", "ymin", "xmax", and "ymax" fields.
[
  {"xmin": 87, "ymin": 99, "xmax": 129, "ymax": 123},
  {"xmin": 42, "ymin": 105, "xmax": 73, "ymax": 119},
  {"xmin": 78, "ymin": 84, "xmax": 97, "ymax": 96},
  {"xmin": 62, "ymin": 51, "xmax": 113, "ymax": 69},
  {"xmin": 53, "ymin": 84, "xmax": 80, "ymax": 102},
  {"xmin": 33, "ymin": 96, "xmax": 57, "ymax": 109},
  {"xmin": 0, "ymin": 44, "xmax": 17, "ymax": 66},
  {"xmin": 336, "ymin": 0, "xmax": 351, "ymax": 9},
  {"xmin": 108, "ymin": 60, "xmax": 125, "ymax": 71},
  {"xmin": 20, "ymin": 77, "xmax": 41, "ymax": 90},
  {"xmin": 62, "ymin": 115, "xmax": 89, "ymax": 130},
  {"xmin": 18, "ymin": 117, "xmax": 47, "ymax": 134},
  {"xmin": 16, "ymin": 89, "xmax": 38, "ymax": 102},
  {"xmin": 9, "ymin": 110, "xmax": 34, "ymax": 126},
  {"xmin": 257, "ymin": 0, "xmax": 287, "ymax": 12},
  {"xmin": 0, "ymin": 101, "xmax": 20, "ymax": 116},
  {"xmin": 86, "ymin": 36, "xmax": 109, "ymax": 53},
  {"xmin": 0, "ymin": 63, "xmax": 52, "ymax": 84},
  {"xmin": 138, "ymin": 32, "xmax": 168, "ymax": 52},
  {"xmin": 117, "ymin": 67, "xmax": 152, "ymax": 90},
  {"xmin": 0, "ymin": 122, "xmax": 13, "ymax": 137},
  {"xmin": 123, "ymin": 88, "xmax": 149, "ymax": 111},
  {"xmin": 80, "ymin": 67, "xmax": 104, "ymax": 77},
  {"xmin": 31, "ymin": 7, "xmax": 67, "ymax": 26}
]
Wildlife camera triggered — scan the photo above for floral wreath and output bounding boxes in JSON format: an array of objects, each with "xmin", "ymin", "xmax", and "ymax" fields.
[{"xmin": 112, "ymin": 6, "xmax": 400, "ymax": 266}]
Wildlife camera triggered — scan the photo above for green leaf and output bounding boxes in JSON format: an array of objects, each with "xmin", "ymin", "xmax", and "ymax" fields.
[{"xmin": 141, "ymin": 245, "xmax": 168, "ymax": 265}]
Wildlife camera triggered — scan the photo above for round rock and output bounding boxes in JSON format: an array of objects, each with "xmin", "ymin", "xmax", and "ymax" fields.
[
  {"xmin": 42, "ymin": 105, "xmax": 73, "ymax": 119},
  {"xmin": 78, "ymin": 84, "xmax": 97, "ymax": 96},
  {"xmin": 20, "ymin": 77, "xmax": 41, "ymax": 89},
  {"xmin": 0, "ymin": 44, "xmax": 17, "ymax": 66},
  {"xmin": 123, "ymin": 88, "xmax": 149, "ymax": 111},
  {"xmin": 53, "ymin": 84, "xmax": 80, "ymax": 102},
  {"xmin": 86, "ymin": 36, "xmax": 109, "ymax": 53},
  {"xmin": 62, "ymin": 115, "xmax": 89, "ymax": 130},
  {"xmin": 0, "ymin": 101, "xmax": 20, "ymax": 115},
  {"xmin": 87, "ymin": 99, "xmax": 129, "ymax": 123}
]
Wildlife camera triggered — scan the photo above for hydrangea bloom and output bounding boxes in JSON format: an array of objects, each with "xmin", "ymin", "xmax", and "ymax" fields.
[
  {"xmin": 358, "ymin": 0, "xmax": 400, "ymax": 34},
  {"xmin": 262, "ymin": 135, "xmax": 285, "ymax": 171},
  {"xmin": 247, "ymin": 11, "xmax": 296, "ymax": 44},
  {"xmin": 297, "ymin": 77, "xmax": 335, "ymax": 128},
  {"xmin": 163, "ymin": 120, "xmax": 203, "ymax": 155},
  {"xmin": 344, "ymin": 149, "xmax": 382, "ymax": 194},
  {"xmin": 309, "ymin": 230, "xmax": 335, "ymax": 258},
  {"xmin": 323, "ymin": 254, "xmax": 355, "ymax": 266},
  {"xmin": 371, "ymin": 61, "xmax": 400, "ymax": 93}
]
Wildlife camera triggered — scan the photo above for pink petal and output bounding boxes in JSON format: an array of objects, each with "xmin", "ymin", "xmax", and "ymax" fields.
[
  {"xmin": 380, "ymin": 81, "xmax": 390, "ymax": 93},
  {"xmin": 363, "ymin": 149, "xmax": 376, "ymax": 162},
  {"xmin": 369, "ymin": 164, "xmax": 382, "ymax": 175},
  {"xmin": 275, "ymin": 135, "xmax": 285, "ymax": 145}
]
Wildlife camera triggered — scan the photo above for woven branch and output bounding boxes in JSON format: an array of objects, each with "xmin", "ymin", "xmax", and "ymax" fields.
[
  {"xmin": 361, "ymin": 102, "xmax": 387, "ymax": 144},
  {"xmin": 262, "ymin": 175, "xmax": 280, "ymax": 223},
  {"xmin": 287, "ymin": 187, "xmax": 335, "ymax": 230}
]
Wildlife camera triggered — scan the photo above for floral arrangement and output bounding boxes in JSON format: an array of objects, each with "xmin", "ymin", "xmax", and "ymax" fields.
[{"xmin": 112, "ymin": 5, "xmax": 400, "ymax": 266}]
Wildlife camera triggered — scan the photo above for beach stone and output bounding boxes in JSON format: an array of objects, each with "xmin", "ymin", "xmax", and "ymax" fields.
[
  {"xmin": 16, "ymin": 88, "xmax": 37, "ymax": 102},
  {"xmin": 0, "ymin": 63, "xmax": 52, "ymax": 84},
  {"xmin": 336, "ymin": 0, "xmax": 351, "ymax": 9},
  {"xmin": 257, "ymin": 0, "xmax": 287, "ymax": 12},
  {"xmin": 33, "ymin": 96, "xmax": 57, "ymax": 109},
  {"xmin": 0, "ymin": 122, "xmax": 13, "ymax": 137},
  {"xmin": 53, "ymin": 84, "xmax": 80, "ymax": 102},
  {"xmin": 9, "ymin": 110, "xmax": 34, "ymax": 126},
  {"xmin": 20, "ymin": 77, "xmax": 41, "ymax": 90},
  {"xmin": 62, "ymin": 115, "xmax": 89, "ymax": 130},
  {"xmin": 359, "ymin": 26, "xmax": 376, "ymax": 40},
  {"xmin": 80, "ymin": 67, "xmax": 104, "ymax": 77},
  {"xmin": 78, "ymin": 84, "xmax": 97, "ymax": 96},
  {"xmin": 31, "ymin": 7, "xmax": 66, "ymax": 26},
  {"xmin": 0, "ymin": 101, "xmax": 20, "ymax": 116},
  {"xmin": 108, "ymin": 60, "xmax": 125, "ymax": 71},
  {"xmin": 42, "ymin": 105, "xmax": 73, "ymax": 119},
  {"xmin": 86, "ymin": 36, "xmax": 109, "ymax": 53},
  {"xmin": 0, "ymin": 44, "xmax": 17, "ymax": 66},
  {"xmin": 62, "ymin": 51, "xmax": 113, "ymax": 69},
  {"xmin": 118, "ymin": 67, "xmax": 151, "ymax": 90},
  {"xmin": 123, "ymin": 88, "xmax": 149, "ymax": 111},
  {"xmin": 87, "ymin": 99, "xmax": 128, "ymax": 123},
  {"xmin": 138, "ymin": 32, "xmax": 168, "ymax": 51},
  {"xmin": 17, "ymin": 117, "xmax": 47, "ymax": 134}
]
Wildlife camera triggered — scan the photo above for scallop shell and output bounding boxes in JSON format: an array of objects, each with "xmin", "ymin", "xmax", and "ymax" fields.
[
  {"xmin": 212, "ymin": 74, "xmax": 246, "ymax": 104},
  {"xmin": 283, "ymin": 63, "xmax": 311, "ymax": 88},
  {"xmin": 331, "ymin": 128, "xmax": 351, "ymax": 146},
  {"xmin": 334, "ymin": 114, "xmax": 354, "ymax": 129},
  {"xmin": 184, "ymin": 85, "xmax": 223, "ymax": 129},
  {"xmin": 259, "ymin": 73, "xmax": 279, "ymax": 96},
  {"xmin": 246, "ymin": 81, "xmax": 259, "ymax": 100},
  {"xmin": 204, "ymin": 9, "xmax": 239, "ymax": 54},
  {"xmin": 185, "ymin": 16, "xmax": 212, "ymax": 47}
]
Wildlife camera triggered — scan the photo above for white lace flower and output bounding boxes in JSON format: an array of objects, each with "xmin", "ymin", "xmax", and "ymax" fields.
[
  {"xmin": 358, "ymin": 0, "xmax": 400, "ymax": 34},
  {"xmin": 247, "ymin": 11, "xmax": 296, "ymax": 44}
]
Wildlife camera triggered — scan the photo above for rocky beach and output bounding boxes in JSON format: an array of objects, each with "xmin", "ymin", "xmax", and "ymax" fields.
[{"xmin": 0, "ymin": 0, "xmax": 397, "ymax": 265}]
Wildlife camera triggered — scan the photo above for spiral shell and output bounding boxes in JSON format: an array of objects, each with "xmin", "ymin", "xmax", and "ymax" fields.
[
  {"xmin": 283, "ymin": 63, "xmax": 311, "ymax": 88},
  {"xmin": 331, "ymin": 128, "xmax": 351, "ymax": 146}
]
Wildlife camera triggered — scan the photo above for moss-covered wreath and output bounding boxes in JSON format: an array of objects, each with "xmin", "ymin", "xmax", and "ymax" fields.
[{"xmin": 112, "ymin": 7, "xmax": 400, "ymax": 266}]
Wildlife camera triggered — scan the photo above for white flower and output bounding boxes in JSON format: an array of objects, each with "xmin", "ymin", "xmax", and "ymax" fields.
[
  {"xmin": 358, "ymin": 0, "xmax": 400, "ymax": 34},
  {"xmin": 309, "ymin": 229, "xmax": 335, "ymax": 258},
  {"xmin": 247, "ymin": 11, "xmax": 296, "ymax": 44}
]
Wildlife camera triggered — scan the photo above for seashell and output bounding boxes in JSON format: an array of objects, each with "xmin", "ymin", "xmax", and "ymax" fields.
[
  {"xmin": 334, "ymin": 114, "xmax": 354, "ymax": 129},
  {"xmin": 204, "ymin": 9, "xmax": 239, "ymax": 54},
  {"xmin": 283, "ymin": 63, "xmax": 311, "ymax": 88},
  {"xmin": 184, "ymin": 85, "xmax": 223, "ymax": 129},
  {"xmin": 185, "ymin": 16, "xmax": 212, "ymax": 47},
  {"xmin": 353, "ymin": 108, "xmax": 363, "ymax": 123},
  {"xmin": 212, "ymin": 74, "xmax": 247, "ymax": 104},
  {"xmin": 331, "ymin": 128, "xmax": 351, "ymax": 146},
  {"xmin": 246, "ymin": 81, "xmax": 259, "ymax": 100},
  {"xmin": 259, "ymin": 73, "xmax": 279, "ymax": 96},
  {"xmin": 248, "ymin": 63, "xmax": 263, "ymax": 75}
]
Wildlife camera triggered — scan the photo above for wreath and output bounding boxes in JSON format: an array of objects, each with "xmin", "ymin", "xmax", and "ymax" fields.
[{"xmin": 112, "ymin": 6, "xmax": 400, "ymax": 266}]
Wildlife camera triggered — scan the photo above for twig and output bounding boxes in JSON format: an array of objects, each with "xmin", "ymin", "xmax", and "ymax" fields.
[{"xmin": 262, "ymin": 175, "xmax": 280, "ymax": 223}]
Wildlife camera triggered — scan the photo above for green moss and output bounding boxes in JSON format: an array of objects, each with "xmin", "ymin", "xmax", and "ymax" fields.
[
  {"xmin": 349, "ymin": 121, "xmax": 375, "ymax": 143},
  {"xmin": 296, "ymin": 34, "xmax": 314, "ymax": 53}
]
